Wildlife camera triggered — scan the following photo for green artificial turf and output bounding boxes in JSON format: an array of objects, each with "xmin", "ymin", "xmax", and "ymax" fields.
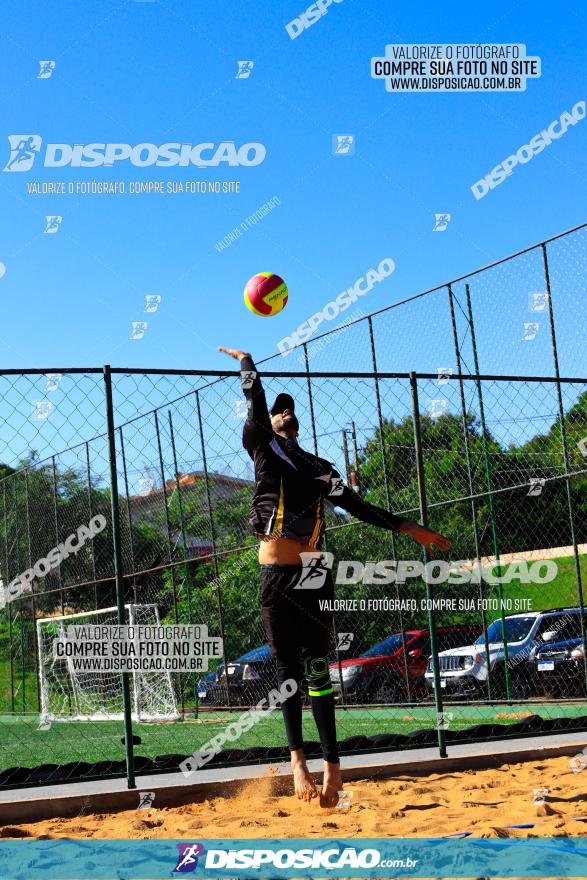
[{"xmin": 0, "ymin": 701, "xmax": 585, "ymax": 774}]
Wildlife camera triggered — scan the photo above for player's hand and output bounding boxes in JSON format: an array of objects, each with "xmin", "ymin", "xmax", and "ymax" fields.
[
  {"xmin": 218, "ymin": 346, "xmax": 250, "ymax": 361},
  {"xmin": 400, "ymin": 520, "xmax": 451, "ymax": 558}
]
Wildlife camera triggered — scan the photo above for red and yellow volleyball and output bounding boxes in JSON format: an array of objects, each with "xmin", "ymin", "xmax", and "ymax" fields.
[{"xmin": 244, "ymin": 272, "xmax": 288, "ymax": 317}]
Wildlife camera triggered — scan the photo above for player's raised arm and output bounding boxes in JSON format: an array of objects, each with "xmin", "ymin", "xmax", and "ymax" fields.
[{"xmin": 218, "ymin": 347, "xmax": 271, "ymax": 448}]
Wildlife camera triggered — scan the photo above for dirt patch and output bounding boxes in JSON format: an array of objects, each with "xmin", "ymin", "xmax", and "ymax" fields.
[{"xmin": 494, "ymin": 711, "xmax": 534, "ymax": 720}]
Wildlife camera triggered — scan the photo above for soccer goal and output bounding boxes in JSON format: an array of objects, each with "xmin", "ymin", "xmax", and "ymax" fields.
[{"xmin": 36, "ymin": 603, "xmax": 180, "ymax": 723}]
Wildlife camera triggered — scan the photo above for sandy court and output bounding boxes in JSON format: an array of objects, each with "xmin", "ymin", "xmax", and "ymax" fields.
[
  {"xmin": 1, "ymin": 756, "xmax": 587, "ymax": 880},
  {"xmin": 1, "ymin": 754, "xmax": 587, "ymax": 844}
]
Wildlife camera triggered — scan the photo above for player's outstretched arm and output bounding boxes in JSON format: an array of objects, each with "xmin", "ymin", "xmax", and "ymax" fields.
[
  {"xmin": 329, "ymin": 472, "xmax": 451, "ymax": 558},
  {"xmin": 398, "ymin": 519, "xmax": 451, "ymax": 558}
]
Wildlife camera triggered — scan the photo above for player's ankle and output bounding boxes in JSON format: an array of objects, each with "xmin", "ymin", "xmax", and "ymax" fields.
[{"xmin": 290, "ymin": 748, "xmax": 306, "ymax": 766}]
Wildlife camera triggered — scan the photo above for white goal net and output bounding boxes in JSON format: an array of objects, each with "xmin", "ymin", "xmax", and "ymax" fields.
[{"xmin": 36, "ymin": 604, "xmax": 180, "ymax": 722}]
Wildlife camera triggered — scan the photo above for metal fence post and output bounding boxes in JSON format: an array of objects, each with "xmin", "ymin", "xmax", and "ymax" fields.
[
  {"xmin": 168, "ymin": 410, "xmax": 193, "ymax": 712},
  {"xmin": 12, "ymin": 478, "xmax": 26, "ymax": 711},
  {"xmin": 409, "ymin": 372, "xmax": 447, "ymax": 757},
  {"xmin": 341, "ymin": 429, "xmax": 351, "ymax": 483},
  {"xmin": 85, "ymin": 441, "xmax": 99, "ymax": 610},
  {"xmin": 24, "ymin": 470, "xmax": 41, "ymax": 711},
  {"xmin": 303, "ymin": 344, "xmax": 319, "ymax": 456},
  {"xmin": 195, "ymin": 390, "xmax": 232, "ymax": 709},
  {"xmin": 542, "ymin": 243, "xmax": 587, "ymax": 689},
  {"xmin": 51, "ymin": 457, "xmax": 64, "ymax": 617},
  {"xmin": 3, "ymin": 483, "xmax": 14, "ymax": 712},
  {"xmin": 7, "ymin": 602, "xmax": 14, "ymax": 714},
  {"xmin": 465, "ymin": 284, "xmax": 511, "ymax": 700},
  {"xmin": 118, "ymin": 430, "xmax": 137, "ymax": 605},
  {"xmin": 103, "ymin": 364, "xmax": 136, "ymax": 789},
  {"xmin": 168, "ymin": 412, "xmax": 191, "ymax": 589},
  {"xmin": 447, "ymin": 286, "xmax": 493, "ymax": 700},
  {"xmin": 369, "ymin": 316, "xmax": 412, "ymax": 702},
  {"xmin": 154, "ymin": 410, "xmax": 181, "ymax": 625}
]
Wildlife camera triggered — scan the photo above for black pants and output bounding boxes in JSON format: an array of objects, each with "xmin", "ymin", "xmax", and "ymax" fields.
[{"xmin": 259, "ymin": 563, "xmax": 339, "ymax": 764}]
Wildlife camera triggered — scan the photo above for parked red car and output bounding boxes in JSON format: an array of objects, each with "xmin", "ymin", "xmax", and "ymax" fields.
[{"xmin": 329, "ymin": 626, "xmax": 483, "ymax": 704}]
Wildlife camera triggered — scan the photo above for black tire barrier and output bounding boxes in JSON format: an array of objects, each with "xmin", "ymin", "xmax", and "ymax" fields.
[{"xmin": 1, "ymin": 713, "xmax": 586, "ymax": 789}]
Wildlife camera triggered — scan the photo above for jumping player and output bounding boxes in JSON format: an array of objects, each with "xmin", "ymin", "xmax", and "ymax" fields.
[{"xmin": 219, "ymin": 347, "xmax": 450, "ymax": 807}]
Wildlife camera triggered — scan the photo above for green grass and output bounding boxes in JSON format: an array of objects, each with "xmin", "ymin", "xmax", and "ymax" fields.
[
  {"xmin": 1, "ymin": 702, "xmax": 585, "ymax": 773},
  {"xmin": 0, "ymin": 659, "xmax": 38, "ymax": 714},
  {"xmin": 496, "ymin": 552, "xmax": 587, "ymax": 611}
]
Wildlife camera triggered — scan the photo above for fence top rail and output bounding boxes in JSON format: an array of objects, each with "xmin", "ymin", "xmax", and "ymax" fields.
[
  {"xmin": 0, "ymin": 367, "xmax": 104, "ymax": 376},
  {"xmin": 0, "ymin": 368, "xmax": 583, "ymax": 485},
  {"xmin": 106, "ymin": 369, "xmax": 587, "ymax": 383},
  {"xmin": 0, "ymin": 369, "xmax": 584, "ymax": 484},
  {"xmin": 0, "ymin": 221, "xmax": 584, "ymax": 381},
  {"xmin": 0, "ymin": 367, "xmax": 585, "ymax": 383}
]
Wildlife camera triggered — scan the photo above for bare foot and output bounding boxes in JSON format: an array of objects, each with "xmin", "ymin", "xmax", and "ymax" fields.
[
  {"xmin": 320, "ymin": 760, "xmax": 342, "ymax": 808},
  {"xmin": 291, "ymin": 750, "xmax": 317, "ymax": 803}
]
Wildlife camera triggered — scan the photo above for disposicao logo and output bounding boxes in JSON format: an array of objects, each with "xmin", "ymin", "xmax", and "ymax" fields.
[
  {"xmin": 3, "ymin": 136, "xmax": 266, "ymax": 171},
  {"xmin": 4, "ymin": 135, "xmax": 42, "ymax": 172},
  {"xmin": 173, "ymin": 843, "xmax": 205, "ymax": 873}
]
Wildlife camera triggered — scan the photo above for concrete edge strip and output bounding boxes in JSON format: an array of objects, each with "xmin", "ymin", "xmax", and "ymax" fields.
[{"xmin": 1, "ymin": 740, "xmax": 585, "ymax": 826}]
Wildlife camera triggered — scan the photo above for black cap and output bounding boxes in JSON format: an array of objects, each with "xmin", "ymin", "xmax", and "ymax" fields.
[{"xmin": 270, "ymin": 393, "xmax": 295, "ymax": 415}]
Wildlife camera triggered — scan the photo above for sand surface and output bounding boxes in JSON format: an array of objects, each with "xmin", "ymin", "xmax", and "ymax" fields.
[
  {"xmin": 1, "ymin": 755, "xmax": 586, "ymax": 878},
  {"xmin": 2, "ymin": 754, "xmax": 587, "ymax": 847}
]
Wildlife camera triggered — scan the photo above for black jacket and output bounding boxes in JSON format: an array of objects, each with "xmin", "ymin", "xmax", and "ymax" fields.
[{"xmin": 240, "ymin": 355, "xmax": 404, "ymax": 548}]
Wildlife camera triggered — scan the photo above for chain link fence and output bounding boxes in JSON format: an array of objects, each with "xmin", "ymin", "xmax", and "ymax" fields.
[{"xmin": 0, "ymin": 223, "xmax": 586, "ymax": 790}]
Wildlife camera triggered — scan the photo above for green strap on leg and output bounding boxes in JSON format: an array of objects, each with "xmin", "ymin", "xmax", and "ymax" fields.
[{"xmin": 308, "ymin": 686, "xmax": 334, "ymax": 697}]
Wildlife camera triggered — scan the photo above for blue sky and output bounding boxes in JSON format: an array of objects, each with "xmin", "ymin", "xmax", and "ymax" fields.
[{"xmin": 0, "ymin": 0, "xmax": 586, "ymax": 378}]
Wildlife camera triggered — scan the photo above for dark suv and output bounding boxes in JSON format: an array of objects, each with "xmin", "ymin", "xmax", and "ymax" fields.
[
  {"xmin": 198, "ymin": 644, "xmax": 319, "ymax": 707},
  {"xmin": 530, "ymin": 614, "xmax": 587, "ymax": 697},
  {"xmin": 329, "ymin": 626, "xmax": 482, "ymax": 704},
  {"xmin": 198, "ymin": 644, "xmax": 276, "ymax": 707}
]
